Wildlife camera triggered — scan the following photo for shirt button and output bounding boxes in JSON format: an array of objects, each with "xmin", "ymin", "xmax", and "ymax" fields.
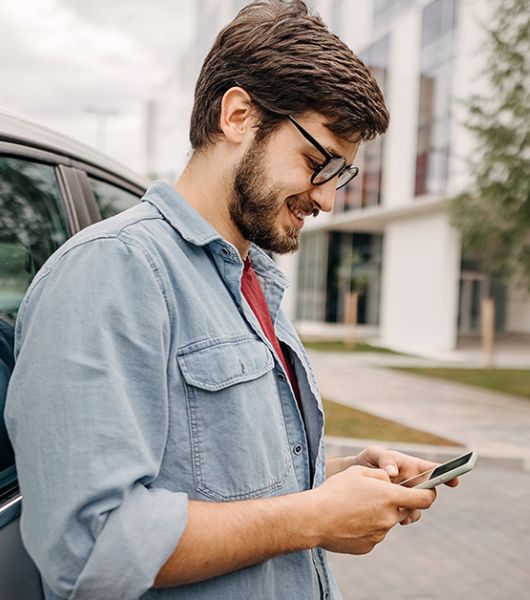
[
  {"xmin": 324, "ymin": 592, "xmax": 329, "ymax": 599},
  {"xmin": 293, "ymin": 444, "xmax": 303, "ymax": 455},
  {"xmin": 221, "ymin": 247, "xmax": 230, "ymax": 257},
  {"xmin": 277, "ymin": 372, "xmax": 286, "ymax": 381}
]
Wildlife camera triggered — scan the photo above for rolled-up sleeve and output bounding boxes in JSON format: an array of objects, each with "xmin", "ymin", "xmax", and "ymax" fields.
[{"xmin": 5, "ymin": 235, "xmax": 188, "ymax": 600}]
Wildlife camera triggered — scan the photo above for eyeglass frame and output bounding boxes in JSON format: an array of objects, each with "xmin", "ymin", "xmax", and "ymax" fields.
[{"xmin": 287, "ymin": 115, "xmax": 359, "ymax": 190}]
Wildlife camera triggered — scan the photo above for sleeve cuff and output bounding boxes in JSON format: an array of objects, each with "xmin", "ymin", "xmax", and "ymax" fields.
[{"xmin": 70, "ymin": 485, "xmax": 188, "ymax": 600}]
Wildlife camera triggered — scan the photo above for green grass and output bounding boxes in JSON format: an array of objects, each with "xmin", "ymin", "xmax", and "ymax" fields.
[
  {"xmin": 323, "ymin": 398, "xmax": 461, "ymax": 446},
  {"xmin": 391, "ymin": 367, "xmax": 530, "ymax": 400},
  {"xmin": 303, "ymin": 339, "xmax": 400, "ymax": 354}
]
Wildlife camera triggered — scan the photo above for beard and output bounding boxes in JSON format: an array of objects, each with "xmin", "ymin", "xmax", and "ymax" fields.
[{"xmin": 229, "ymin": 138, "xmax": 317, "ymax": 254}]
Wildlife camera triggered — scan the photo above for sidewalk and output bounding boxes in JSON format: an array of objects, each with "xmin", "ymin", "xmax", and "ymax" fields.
[
  {"xmin": 308, "ymin": 348, "xmax": 530, "ymax": 599},
  {"xmin": 309, "ymin": 349, "xmax": 530, "ymax": 469}
]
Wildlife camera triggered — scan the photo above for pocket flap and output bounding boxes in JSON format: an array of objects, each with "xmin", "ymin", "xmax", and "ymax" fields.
[{"xmin": 177, "ymin": 337, "xmax": 274, "ymax": 391}]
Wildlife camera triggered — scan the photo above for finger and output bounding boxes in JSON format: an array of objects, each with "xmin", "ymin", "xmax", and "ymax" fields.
[
  {"xmin": 364, "ymin": 447, "xmax": 399, "ymax": 478},
  {"xmin": 408, "ymin": 509, "xmax": 422, "ymax": 524},
  {"xmin": 352, "ymin": 466, "xmax": 391, "ymax": 482},
  {"xmin": 397, "ymin": 507, "xmax": 411, "ymax": 523},
  {"xmin": 394, "ymin": 486, "xmax": 437, "ymax": 510},
  {"xmin": 444, "ymin": 477, "xmax": 459, "ymax": 488},
  {"xmin": 380, "ymin": 460, "xmax": 398, "ymax": 478},
  {"xmin": 398, "ymin": 507, "xmax": 422, "ymax": 526}
]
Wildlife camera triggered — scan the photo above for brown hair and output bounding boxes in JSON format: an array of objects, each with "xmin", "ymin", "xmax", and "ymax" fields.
[{"xmin": 190, "ymin": 0, "xmax": 389, "ymax": 150}]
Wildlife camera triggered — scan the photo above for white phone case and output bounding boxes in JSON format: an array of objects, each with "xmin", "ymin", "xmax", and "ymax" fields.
[{"xmin": 415, "ymin": 451, "xmax": 478, "ymax": 489}]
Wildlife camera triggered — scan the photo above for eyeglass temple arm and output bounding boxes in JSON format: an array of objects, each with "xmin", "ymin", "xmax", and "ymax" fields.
[{"xmin": 287, "ymin": 116, "xmax": 334, "ymax": 160}]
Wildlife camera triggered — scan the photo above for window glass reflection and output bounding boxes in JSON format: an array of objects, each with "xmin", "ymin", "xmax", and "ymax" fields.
[
  {"xmin": 334, "ymin": 34, "xmax": 389, "ymax": 213},
  {"xmin": 415, "ymin": 0, "xmax": 459, "ymax": 196},
  {"xmin": 0, "ymin": 156, "xmax": 68, "ymax": 490},
  {"xmin": 89, "ymin": 177, "xmax": 140, "ymax": 220}
]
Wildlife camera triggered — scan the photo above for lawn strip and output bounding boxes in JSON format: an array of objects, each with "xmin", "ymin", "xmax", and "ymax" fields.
[
  {"xmin": 391, "ymin": 367, "xmax": 530, "ymax": 400},
  {"xmin": 303, "ymin": 339, "xmax": 401, "ymax": 354},
  {"xmin": 323, "ymin": 398, "xmax": 461, "ymax": 446}
]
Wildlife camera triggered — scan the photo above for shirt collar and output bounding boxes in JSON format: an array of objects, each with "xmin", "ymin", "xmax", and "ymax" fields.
[
  {"xmin": 142, "ymin": 180, "xmax": 223, "ymax": 247},
  {"xmin": 142, "ymin": 180, "xmax": 289, "ymax": 289}
]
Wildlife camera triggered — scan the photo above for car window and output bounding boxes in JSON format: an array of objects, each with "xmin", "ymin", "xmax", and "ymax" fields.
[
  {"xmin": 88, "ymin": 177, "xmax": 140, "ymax": 219},
  {"xmin": 0, "ymin": 156, "xmax": 68, "ymax": 495}
]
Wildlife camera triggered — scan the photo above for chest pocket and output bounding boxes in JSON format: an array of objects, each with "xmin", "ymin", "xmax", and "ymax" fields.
[{"xmin": 178, "ymin": 336, "xmax": 292, "ymax": 501}]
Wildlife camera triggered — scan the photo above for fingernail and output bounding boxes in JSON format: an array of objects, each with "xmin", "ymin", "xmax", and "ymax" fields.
[{"xmin": 385, "ymin": 465, "xmax": 398, "ymax": 476}]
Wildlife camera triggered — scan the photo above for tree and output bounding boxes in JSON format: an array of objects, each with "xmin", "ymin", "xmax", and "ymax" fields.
[
  {"xmin": 451, "ymin": 0, "xmax": 530, "ymax": 366},
  {"xmin": 336, "ymin": 251, "xmax": 377, "ymax": 348}
]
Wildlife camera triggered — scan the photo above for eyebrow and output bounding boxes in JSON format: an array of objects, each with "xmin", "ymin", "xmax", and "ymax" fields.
[
  {"xmin": 303, "ymin": 139, "xmax": 341, "ymax": 160},
  {"xmin": 325, "ymin": 145, "xmax": 341, "ymax": 158}
]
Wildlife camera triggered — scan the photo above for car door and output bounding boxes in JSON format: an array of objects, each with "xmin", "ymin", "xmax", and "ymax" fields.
[
  {"xmin": 0, "ymin": 153, "xmax": 74, "ymax": 599},
  {"xmin": 0, "ymin": 147, "xmax": 144, "ymax": 599}
]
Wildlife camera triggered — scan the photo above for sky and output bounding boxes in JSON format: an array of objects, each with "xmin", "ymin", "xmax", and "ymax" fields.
[{"xmin": 0, "ymin": 0, "xmax": 195, "ymax": 173}]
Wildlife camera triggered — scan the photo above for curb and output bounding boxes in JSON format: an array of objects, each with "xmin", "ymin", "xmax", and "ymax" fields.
[{"xmin": 325, "ymin": 435, "xmax": 529, "ymax": 472}]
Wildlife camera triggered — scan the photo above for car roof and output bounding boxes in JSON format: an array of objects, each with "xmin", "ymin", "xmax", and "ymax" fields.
[{"xmin": 0, "ymin": 109, "xmax": 149, "ymax": 189}]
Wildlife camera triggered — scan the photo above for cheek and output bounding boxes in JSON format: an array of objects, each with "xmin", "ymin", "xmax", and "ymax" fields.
[{"xmin": 268, "ymin": 157, "xmax": 310, "ymax": 198}]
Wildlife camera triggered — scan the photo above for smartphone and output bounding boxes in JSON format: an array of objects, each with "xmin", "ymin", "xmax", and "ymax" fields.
[{"xmin": 398, "ymin": 451, "xmax": 477, "ymax": 489}]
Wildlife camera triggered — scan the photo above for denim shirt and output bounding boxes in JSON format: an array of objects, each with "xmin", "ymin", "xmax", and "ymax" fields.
[{"xmin": 5, "ymin": 181, "xmax": 342, "ymax": 600}]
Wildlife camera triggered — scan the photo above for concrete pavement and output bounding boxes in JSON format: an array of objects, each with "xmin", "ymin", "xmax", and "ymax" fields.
[
  {"xmin": 310, "ymin": 350, "xmax": 530, "ymax": 468},
  {"xmin": 306, "ymin": 349, "xmax": 530, "ymax": 600},
  {"xmin": 327, "ymin": 460, "xmax": 530, "ymax": 600}
]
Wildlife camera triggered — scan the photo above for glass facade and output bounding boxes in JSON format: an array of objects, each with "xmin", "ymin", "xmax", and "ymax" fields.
[
  {"xmin": 295, "ymin": 231, "xmax": 329, "ymax": 321},
  {"xmin": 374, "ymin": 0, "xmax": 414, "ymax": 31},
  {"xmin": 325, "ymin": 232, "xmax": 383, "ymax": 325},
  {"xmin": 415, "ymin": 0, "xmax": 459, "ymax": 196},
  {"xmin": 295, "ymin": 231, "xmax": 382, "ymax": 326},
  {"xmin": 334, "ymin": 34, "xmax": 389, "ymax": 213},
  {"xmin": 458, "ymin": 257, "xmax": 507, "ymax": 334},
  {"xmin": 295, "ymin": 31, "xmax": 389, "ymax": 326}
]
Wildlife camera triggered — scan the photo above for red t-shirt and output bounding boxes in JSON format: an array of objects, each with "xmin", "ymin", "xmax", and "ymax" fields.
[{"xmin": 240, "ymin": 258, "xmax": 301, "ymax": 406}]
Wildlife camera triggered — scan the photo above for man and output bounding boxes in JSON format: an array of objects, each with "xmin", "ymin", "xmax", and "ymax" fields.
[{"xmin": 5, "ymin": 1, "xmax": 457, "ymax": 599}]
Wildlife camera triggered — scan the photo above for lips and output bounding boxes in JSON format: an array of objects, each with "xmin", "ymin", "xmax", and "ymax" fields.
[{"xmin": 286, "ymin": 198, "xmax": 319, "ymax": 220}]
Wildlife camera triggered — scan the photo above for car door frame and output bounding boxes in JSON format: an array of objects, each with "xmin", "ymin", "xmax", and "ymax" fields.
[{"xmin": 0, "ymin": 142, "xmax": 146, "ymax": 598}]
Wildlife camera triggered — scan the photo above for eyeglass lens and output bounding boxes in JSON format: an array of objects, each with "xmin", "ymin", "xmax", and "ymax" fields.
[{"xmin": 312, "ymin": 160, "xmax": 359, "ymax": 190}]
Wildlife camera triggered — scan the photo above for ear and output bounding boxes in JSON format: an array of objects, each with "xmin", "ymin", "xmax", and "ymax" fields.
[{"xmin": 219, "ymin": 87, "xmax": 255, "ymax": 145}]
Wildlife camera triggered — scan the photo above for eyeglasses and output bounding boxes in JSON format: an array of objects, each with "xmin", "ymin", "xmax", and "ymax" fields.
[{"xmin": 288, "ymin": 115, "xmax": 359, "ymax": 190}]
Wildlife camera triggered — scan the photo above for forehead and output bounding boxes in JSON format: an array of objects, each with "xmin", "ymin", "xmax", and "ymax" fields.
[{"xmin": 284, "ymin": 111, "xmax": 360, "ymax": 161}]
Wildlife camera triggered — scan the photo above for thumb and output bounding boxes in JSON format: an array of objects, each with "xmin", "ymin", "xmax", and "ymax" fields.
[{"xmin": 381, "ymin": 463, "xmax": 398, "ymax": 478}]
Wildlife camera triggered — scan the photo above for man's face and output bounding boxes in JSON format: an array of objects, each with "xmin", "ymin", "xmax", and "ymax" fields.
[{"xmin": 229, "ymin": 112, "xmax": 360, "ymax": 254}]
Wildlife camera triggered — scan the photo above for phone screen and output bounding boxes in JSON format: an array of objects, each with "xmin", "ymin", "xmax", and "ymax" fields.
[
  {"xmin": 429, "ymin": 452, "xmax": 473, "ymax": 479},
  {"xmin": 399, "ymin": 452, "xmax": 474, "ymax": 487}
]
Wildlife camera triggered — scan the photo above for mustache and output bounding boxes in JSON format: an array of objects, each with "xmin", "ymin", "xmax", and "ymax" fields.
[{"xmin": 287, "ymin": 197, "xmax": 320, "ymax": 218}]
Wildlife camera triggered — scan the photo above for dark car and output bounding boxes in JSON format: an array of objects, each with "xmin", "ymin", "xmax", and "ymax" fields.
[{"xmin": 0, "ymin": 110, "xmax": 147, "ymax": 599}]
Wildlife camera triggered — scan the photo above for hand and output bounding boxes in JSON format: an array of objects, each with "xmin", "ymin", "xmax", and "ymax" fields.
[
  {"xmin": 353, "ymin": 446, "xmax": 459, "ymax": 525},
  {"xmin": 353, "ymin": 445, "xmax": 460, "ymax": 486},
  {"xmin": 311, "ymin": 465, "xmax": 436, "ymax": 554},
  {"xmin": 326, "ymin": 455, "xmax": 357, "ymax": 479}
]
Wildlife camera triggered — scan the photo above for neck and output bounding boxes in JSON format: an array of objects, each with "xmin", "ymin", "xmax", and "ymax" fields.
[{"xmin": 175, "ymin": 148, "xmax": 250, "ymax": 259}]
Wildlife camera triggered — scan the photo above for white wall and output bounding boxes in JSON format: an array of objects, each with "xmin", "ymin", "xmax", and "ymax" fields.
[
  {"xmin": 275, "ymin": 252, "xmax": 299, "ymax": 322},
  {"xmin": 380, "ymin": 211, "xmax": 461, "ymax": 353}
]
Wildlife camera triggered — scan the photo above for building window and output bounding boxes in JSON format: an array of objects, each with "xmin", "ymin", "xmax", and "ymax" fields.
[
  {"xmin": 295, "ymin": 231, "xmax": 328, "ymax": 322},
  {"xmin": 415, "ymin": 0, "xmax": 459, "ymax": 196},
  {"xmin": 374, "ymin": 0, "xmax": 414, "ymax": 31},
  {"xmin": 325, "ymin": 232, "xmax": 383, "ymax": 325},
  {"xmin": 334, "ymin": 35, "xmax": 389, "ymax": 213}
]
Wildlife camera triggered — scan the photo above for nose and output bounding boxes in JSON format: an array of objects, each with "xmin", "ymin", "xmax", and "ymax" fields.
[{"xmin": 310, "ymin": 177, "xmax": 337, "ymax": 213}]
